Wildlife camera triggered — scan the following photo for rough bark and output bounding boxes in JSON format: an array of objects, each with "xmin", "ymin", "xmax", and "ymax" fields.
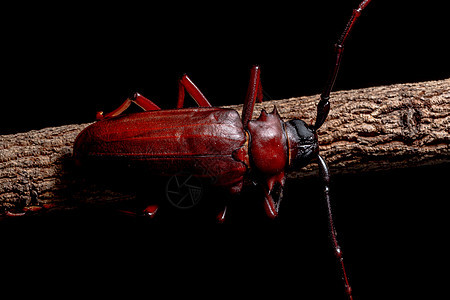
[
  {"xmin": 226, "ymin": 79, "xmax": 450, "ymax": 178},
  {"xmin": 1, "ymin": 79, "xmax": 449, "ymax": 215}
]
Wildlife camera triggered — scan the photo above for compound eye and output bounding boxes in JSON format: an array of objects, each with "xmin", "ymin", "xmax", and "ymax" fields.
[{"xmin": 289, "ymin": 119, "xmax": 316, "ymax": 144}]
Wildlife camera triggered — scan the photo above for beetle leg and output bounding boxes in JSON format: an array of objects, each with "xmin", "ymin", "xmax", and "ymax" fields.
[
  {"xmin": 242, "ymin": 65, "xmax": 264, "ymax": 129},
  {"xmin": 132, "ymin": 93, "xmax": 161, "ymax": 111},
  {"xmin": 97, "ymin": 93, "xmax": 160, "ymax": 120},
  {"xmin": 177, "ymin": 74, "xmax": 211, "ymax": 108}
]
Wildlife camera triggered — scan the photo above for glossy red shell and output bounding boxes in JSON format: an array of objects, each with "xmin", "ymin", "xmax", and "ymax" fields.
[
  {"xmin": 247, "ymin": 107, "xmax": 288, "ymax": 176},
  {"xmin": 74, "ymin": 107, "xmax": 248, "ymax": 193}
]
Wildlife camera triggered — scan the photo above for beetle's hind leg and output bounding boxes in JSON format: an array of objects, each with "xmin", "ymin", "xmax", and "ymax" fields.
[{"xmin": 97, "ymin": 93, "xmax": 161, "ymax": 120}]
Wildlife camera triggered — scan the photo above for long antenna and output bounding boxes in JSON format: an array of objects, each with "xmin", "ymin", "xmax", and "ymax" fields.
[
  {"xmin": 314, "ymin": 0, "xmax": 372, "ymax": 130},
  {"xmin": 317, "ymin": 155, "xmax": 354, "ymax": 300}
]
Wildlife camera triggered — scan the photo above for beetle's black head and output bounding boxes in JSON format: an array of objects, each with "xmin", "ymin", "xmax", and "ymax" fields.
[{"xmin": 285, "ymin": 119, "xmax": 319, "ymax": 170}]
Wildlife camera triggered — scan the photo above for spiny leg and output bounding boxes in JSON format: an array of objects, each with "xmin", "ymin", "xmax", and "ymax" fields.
[
  {"xmin": 177, "ymin": 74, "xmax": 212, "ymax": 108},
  {"xmin": 242, "ymin": 65, "xmax": 264, "ymax": 129},
  {"xmin": 97, "ymin": 92, "xmax": 160, "ymax": 120},
  {"xmin": 315, "ymin": 0, "xmax": 372, "ymax": 130},
  {"xmin": 317, "ymin": 154, "xmax": 353, "ymax": 300}
]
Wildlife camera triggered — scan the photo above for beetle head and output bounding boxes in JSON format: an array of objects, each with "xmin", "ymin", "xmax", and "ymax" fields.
[{"xmin": 285, "ymin": 119, "xmax": 319, "ymax": 170}]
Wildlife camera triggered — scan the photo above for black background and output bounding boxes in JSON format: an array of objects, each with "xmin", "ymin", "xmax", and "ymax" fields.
[
  {"xmin": 2, "ymin": 1, "xmax": 449, "ymax": 133},
  {"xmin": 1, "ymin": 1, "xmax": 449, "ymax": 299}
]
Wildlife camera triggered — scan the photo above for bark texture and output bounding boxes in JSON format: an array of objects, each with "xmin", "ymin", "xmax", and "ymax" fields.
[
  {"xmin": 225, "ymin": 79, "xmax": 450, "ymax": 178},
  {"xmin": 1, "ymin": 79, "xmax": 449, "ymax": 215}
]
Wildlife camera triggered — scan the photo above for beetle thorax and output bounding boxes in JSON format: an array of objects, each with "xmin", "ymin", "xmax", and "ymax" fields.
[{"xmin": 246, "ymin": 107, "xmax": 288, "ymax": 176}]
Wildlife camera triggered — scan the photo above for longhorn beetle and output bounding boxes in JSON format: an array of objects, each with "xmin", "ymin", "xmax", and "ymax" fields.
[{"xmin": 74, "ymin": 1, "xmax": 372, "ymax": 299}]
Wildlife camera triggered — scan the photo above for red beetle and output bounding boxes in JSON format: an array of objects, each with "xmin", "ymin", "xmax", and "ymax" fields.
[{"xmin": 74, "ymin": 1, "xmax": 371, "ymax": 299}]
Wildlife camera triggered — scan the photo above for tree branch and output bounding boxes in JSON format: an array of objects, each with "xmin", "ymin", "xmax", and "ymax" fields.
[
  {"xmin": 1, "ymin": 79, "xmax": 449, "ymax": 215},
  {"xmin": 225, "ymin": 78, "xmax": 450, "ymax": 178}
]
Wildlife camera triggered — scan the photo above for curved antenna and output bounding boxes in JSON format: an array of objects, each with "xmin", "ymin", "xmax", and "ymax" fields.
[
  {"xmin": 317, "ymin": 154, "xmax": 353, "ymax": 300},
  {"xmin": 315, "ymin": 0, "xmax": 372, "ymax": 130}
]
